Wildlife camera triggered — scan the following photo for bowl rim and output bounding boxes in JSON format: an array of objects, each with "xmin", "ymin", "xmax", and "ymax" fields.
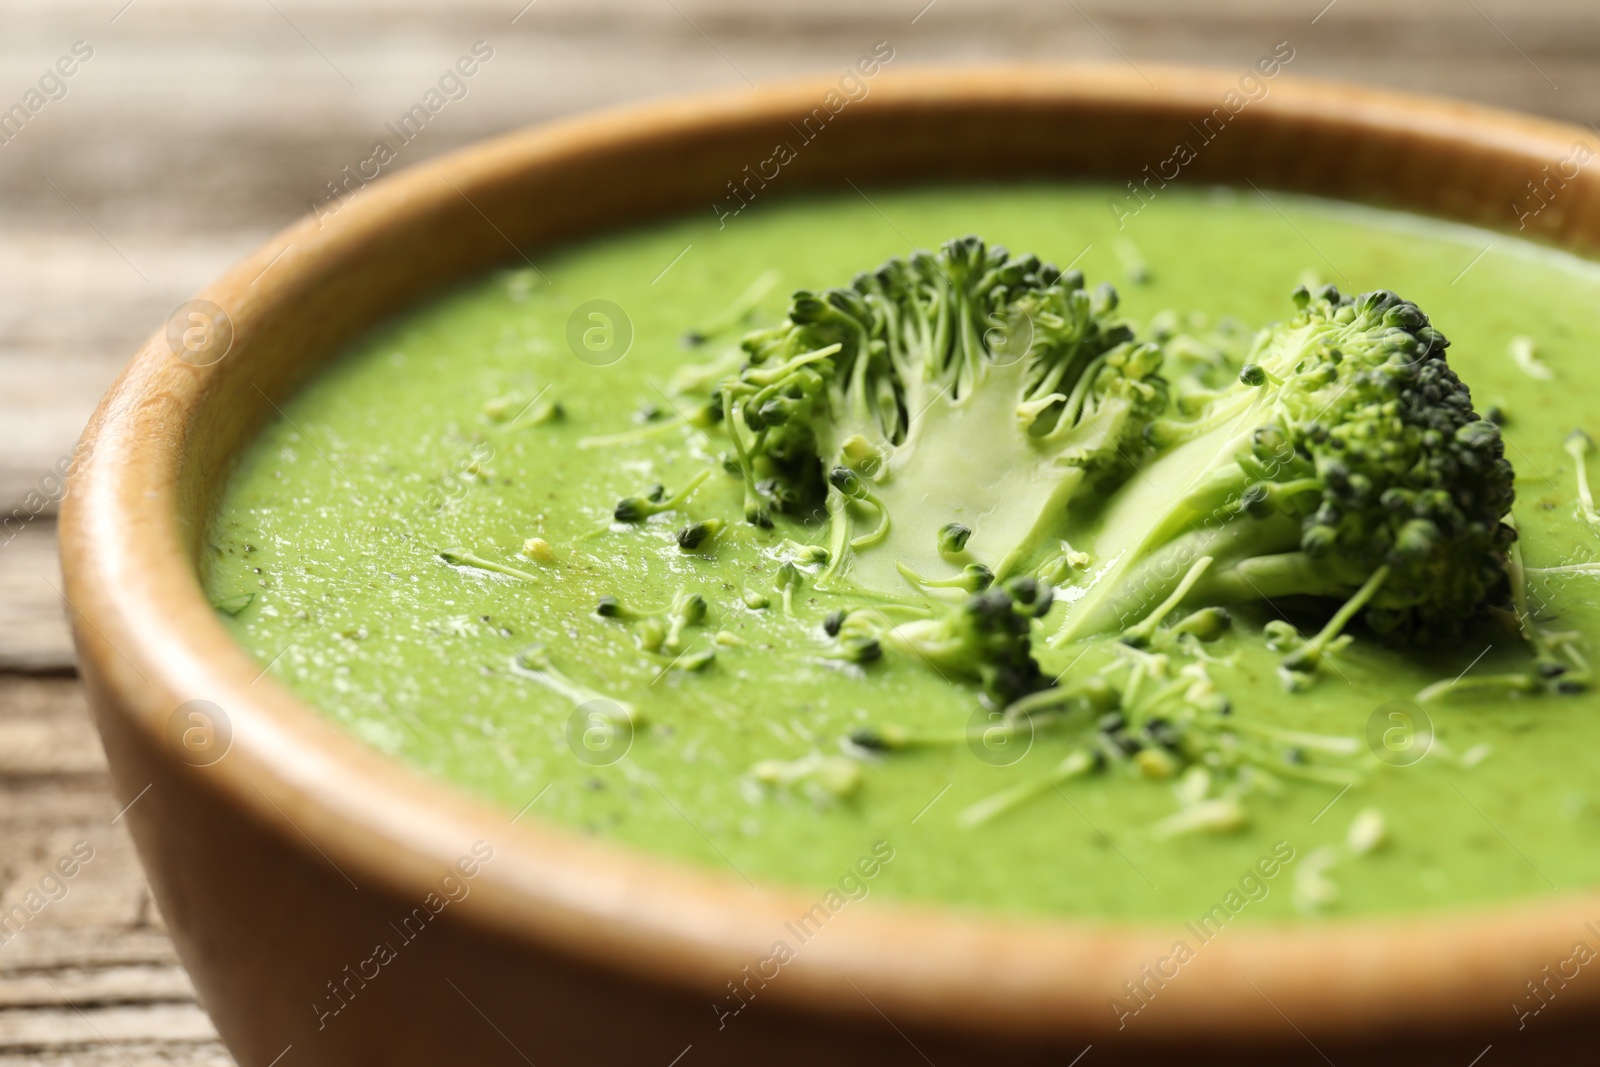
[{"xmin": 59, "ymin": 63, "xmax": 1600, "ymax": 1043}]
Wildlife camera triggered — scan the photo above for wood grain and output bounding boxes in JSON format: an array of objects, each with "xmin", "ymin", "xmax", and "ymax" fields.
[
  {"xmin": 0, "ymin": 677, "xmax": 223, "ymax": 1064},
  {"xmin": 3, "ymin": 2, "xmax": 1596, "ymax": 1062}
]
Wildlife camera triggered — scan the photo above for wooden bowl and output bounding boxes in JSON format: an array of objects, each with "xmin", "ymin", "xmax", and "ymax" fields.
[{"xmin": 59, "ymin": 66, "xmax": 1600, "ymax": 1066}]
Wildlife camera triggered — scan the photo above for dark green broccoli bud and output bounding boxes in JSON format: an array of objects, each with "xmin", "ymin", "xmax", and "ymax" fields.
[
  {"xmin": 833, "ymin": 635, "xmax": 883, "ymax": 664},
  {"xmin": 676, "ymin": 518, "xmax": 723, "ymax": 551},
  {"xmin": 883, "ymin": 583, "xmax": 1053, "ymax": 707},
  {"xmin": 1169, "ymin": 606, "xmax": 1232, "ymax": 642},
  {"xmin": 938, "ymin": 522, "xmax": 973, "ymax": 556},
  {"xmin": 778, "ymin": 539, "xmax": 830, "ymax": 565},
  {"xmin": 1238, "ymin": 363, "xmax": 1283, "ymax": 388},
  {"xmin": 806, "ymin": 607, "xmax": 888, "ymax": 665},
  {"xmin": 516, "ymin": 397, "xmax": 564, "ymax": 426},
  {"xmin": 595, "ymin": 595, "xmax": 651, "ymax": 619},
  {"xmin": 895, "ymin": 561, "xmax": 994, "ymax": 594},
  {"xmin": 1003, "ymin": 575, "xmax": 1054, "ymax": 617},
  {"xmin": 664, "ymin": 591, "xmax": 708, "ymax": 652},
  {"xmin": 848, "ymin": 725, "xmax": 903, "ymax": 752},
  {"xmin": 663, "ymin": 647, "xmax": 716, "ymax": 671},
  {"xmin": 1062, "ymin": 286, "xmax": 1517, "ymax": 652},
  {"xmin": 596, "ymin": 590, "xmax": 708, "ymax": 655},
  {"xmin": 613, "ymin": 469, "xmax": 710, "ymax": 523}
]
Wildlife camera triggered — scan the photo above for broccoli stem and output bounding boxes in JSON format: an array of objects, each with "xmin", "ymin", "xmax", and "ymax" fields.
[
  {"xmin": 1119, "ymin": 555, "xmax": 1214, "ymax": 647},
  {"xmin": 663, "ymin": 591, "xmax": 708, "ymax": 653},
  {"xmin": 1169, "ymin": 606, "xmax": 1232, "ymax": 642},
  {"xmin": 1238, "ymin": 363, "xmax": 1284, "ymax": 388},
  {"xmin": 778, "ymin": 540, "xmax": 831, "ymax": 566},
  {"xmin": 1416, "ymin": 672, "xmax": 1540, "ymax": 703},
  {"xmin": 776, "ymin": 561, "xmax": 802, "ymax": 614},
  {"xmin": 895, "ymin": 560, "xmax": 994, "ymax": 594},
  {"xmin": 1150, "ymin": 797, "xmax": 1247, "ymax": 839},
  {"xmin": 512, "ymin": 643, "xmax": 637, "ymax": 722},
  {"xmin": 683, "ymin": 269, "xmax": 780, "ymax": 346},
  {"xmin": 613, "ymin": 468, "xmax": 710, "ymax": 523},
  {"xmin": 739, "ymin": 341, "xmax": 842, "ymax": 387},
  {"xmin": 1221, "ymin": 718, "xmax": 1362, "ymax": 756},
  {"xmin": 1565, "ymin": 430, "xmax": 1600, "ymax": 528},
  {"xmin": 720, "ymin": 389, "xmax": 772, "ymax": 526},
  {"xmin": 956, "ymin": 750, "xmax": 1097, "ymax": 828},
  {"xmin": 816, "ymin": 493, "xmax": 853, "ymax": 589},
  {"xmin": 438, "ymin": 548, "xmax": 539, "ymax": 583},
  {"xmin": 849, "ymin": 723, "xmax": 974, "ymax": 751},
  {"xmin": 676, "ymin": 519, "xmax": 723, "ymax": 551},
  {"xmin": 1509, "ymin": 335, "xmax": 1554, "ymax": 381},
  {"xmin": 578, "ymin": 414, "xmax": 694, "ymax": 450},
  {"xmin": 596, "ymin": 596, "xmax": 662, "ymax": 619},
  {"xmin": 990, "ymin": 467, "xmax": 1091, "ymax": 581},
  {"xmin": 509, "ymin": 397, "xmax": 563, "ymax": 427},
  {"xmin": 1281, "ymin": 565, "xmax": 1390, "ymax": 675},
  {"xmin": 1465, "ymin": 518, "xmax": 1589, "ymax": 693},
  {"xmin": 667, "ymin": 345, "xmax": 746, "ymax": 395},
  {"xmin": 827, "ymin": 466, "xmax": 890, "ymax": 549},
  {"xmin": 850, "ymin": 683, "xmax": 1098, "ymax": 752}
]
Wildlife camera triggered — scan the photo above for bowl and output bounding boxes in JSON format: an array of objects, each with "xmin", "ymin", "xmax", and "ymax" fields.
[{"xmin": 60, "ymin": 65, "xmax": 1600, "ymax": 1065}]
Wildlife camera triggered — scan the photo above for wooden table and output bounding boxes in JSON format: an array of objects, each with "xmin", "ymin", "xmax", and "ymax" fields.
[{"xmin": 1, "ymin": 0, "xmax": 1592, "ymax": 1060}]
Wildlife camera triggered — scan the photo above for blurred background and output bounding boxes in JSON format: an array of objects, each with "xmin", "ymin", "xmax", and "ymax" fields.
[{"xmin": 0, "ymin": 0, "xmax": 1593, "ymax": 1061}]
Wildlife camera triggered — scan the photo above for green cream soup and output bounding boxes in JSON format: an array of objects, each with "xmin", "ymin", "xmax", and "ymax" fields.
[{"xmin": 206, "ymin": 185, "xmax": 1600, "ymax": 921}]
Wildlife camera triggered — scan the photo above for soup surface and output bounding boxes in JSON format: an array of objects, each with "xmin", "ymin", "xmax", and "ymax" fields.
[{"xmin": 206, "ymin": 185, "xmax": 1600, "ymax": 921}]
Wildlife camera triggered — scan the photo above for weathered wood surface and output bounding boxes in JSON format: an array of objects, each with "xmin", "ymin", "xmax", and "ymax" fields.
[
  {"xmin": 0, "ymin": 676, "xmax": 221, "ymax": 1064},
  {"xmin": 0, "ymin": 0, "xmax": 1593, "ymax": 1061}
]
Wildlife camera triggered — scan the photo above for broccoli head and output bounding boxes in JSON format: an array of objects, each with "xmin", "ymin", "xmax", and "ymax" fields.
[
  {"xmin": 716, "ymin": 236, "xmax": 1168, "ymax": 594},
  {"xmin": 1059, "ymin": 285, "xmax": 1516, "ymax": 656}
]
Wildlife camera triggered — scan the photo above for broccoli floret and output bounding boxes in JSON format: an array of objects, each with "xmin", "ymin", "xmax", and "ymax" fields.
[
  {"xmin": 595, "ymin": 589, "xmax": 708, "ymax": 654},
  {"xmin": 937, "ymin": 522, "xmax": 973, "ymax": 556},
  {"xmin": 715, "ymin": 235, "xmax": 1168, "ymax": 593},
  {"xmin": 676, "ymin": 518, "xmax": 723, "ymax": 551},
  {"xmin": 880, "ymin": 578, "xmax": 1056, "ymax": 707},
  {"xmin": 774, "ymin": 560, "xmax": 803, "ymax": 614},
  {"xmin": 1055, "ymin": 285, "xmax": 1516, "ymax": 661},
  {"xmin": 896, "ymin": 560, "xmax": 994, "ymax": 594},
  {"xmin": 1169, "ymin": 606, "xmax": 1232, "ymax": 642},
  {"xmin": 439, "ymin": 548, "xmax": 540, "ymax": 583},
  {"xmin": 613, "ymin": 469, "xmax": 709, "ymax": 523}
]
